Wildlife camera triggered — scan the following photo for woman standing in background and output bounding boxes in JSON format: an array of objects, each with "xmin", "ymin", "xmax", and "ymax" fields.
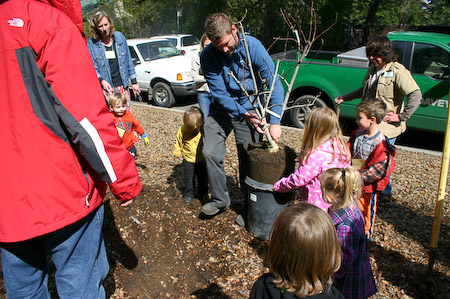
[
  {"xmin": 191, "ymin": 33, "xmax": 213, "ymax": 119},
  {"xmin": 87, "ymin": 10, "xmax": 140, "ymax": 107}
]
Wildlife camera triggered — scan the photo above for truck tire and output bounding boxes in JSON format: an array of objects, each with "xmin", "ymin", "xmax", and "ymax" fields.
[
  {"xmin": 289, "ymin": 95, "xmax": 327, "ymax": 129},
  {"xmin": 152, "ymin": 82, "xmax": 175, "ymax": 107}
]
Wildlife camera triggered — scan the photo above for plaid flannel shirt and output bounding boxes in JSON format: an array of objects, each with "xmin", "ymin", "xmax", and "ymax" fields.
[{"xmin": 331, "ymin": 204, "xmax": 377, "ymax": 298}]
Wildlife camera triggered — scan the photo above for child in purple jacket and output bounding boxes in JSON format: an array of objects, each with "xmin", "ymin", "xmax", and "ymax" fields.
[{"xmin": 321, "ymin": 167, "xmax": 377, "ymax": 299}]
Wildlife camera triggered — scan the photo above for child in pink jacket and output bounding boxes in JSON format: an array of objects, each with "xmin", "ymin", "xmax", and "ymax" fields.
[{"xmin": 273, "ymin": 108, "xmax": 350, "ymax": 211}]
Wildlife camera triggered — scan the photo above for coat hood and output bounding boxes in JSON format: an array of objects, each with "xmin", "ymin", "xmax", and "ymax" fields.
[{"xmin": 39, "ymin": 0, "xmax": 85, "ymax": 37}]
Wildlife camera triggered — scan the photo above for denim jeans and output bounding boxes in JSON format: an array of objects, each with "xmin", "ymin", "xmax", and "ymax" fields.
[
  {"xmin": 197, "ymin": 91, "xmax": 214, "ymax": 120},
  {"xmin": 381, "ymin": 137, "xmax": 397, "ymax": 196},
  {"xmin": 1, "ymin": 204, "xmax": 108, "ymax": 299}
]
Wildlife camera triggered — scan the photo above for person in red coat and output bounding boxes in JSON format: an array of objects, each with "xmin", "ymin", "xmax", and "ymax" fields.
[{"xmin": 0, "ymin": 0, "xmax": 142, "ymax": 297}]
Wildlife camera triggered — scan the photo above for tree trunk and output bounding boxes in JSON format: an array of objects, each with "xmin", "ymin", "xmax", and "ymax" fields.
[{"xmin": 363, "ymin": 0, "xmax": 382, "ymax": 43}]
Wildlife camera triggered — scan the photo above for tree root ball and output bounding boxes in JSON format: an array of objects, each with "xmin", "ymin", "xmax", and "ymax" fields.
[{"xmin": 247, "ymin": 142, "xmax": 297, "ymax": 185}]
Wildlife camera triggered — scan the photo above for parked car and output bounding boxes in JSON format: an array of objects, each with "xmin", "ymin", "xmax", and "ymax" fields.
[
  {"xmin": 156, "ymin": 34, "xmax": 200, "ymax": 57},
  {"xmin": 127, "ymin": 37, "xmax": 196, "ymax": 107}
]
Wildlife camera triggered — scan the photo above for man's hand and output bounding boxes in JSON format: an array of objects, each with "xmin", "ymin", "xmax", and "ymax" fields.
[
  {"xmin": 120, "ymin": 198, "xmax": 134, "ymax": 207},
  {"xmin": 244, "ymin": 112, "xmax": 266, "ymax": 134},
  {"xmin": 384, "ymin": 112, "xmax": 400, "ymax": 123},
  {"xmin": 269, "ymin": 124, "xmax": 281, "ymax": 142}
]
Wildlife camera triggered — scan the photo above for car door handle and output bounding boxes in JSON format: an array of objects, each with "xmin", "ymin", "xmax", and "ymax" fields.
[{"xmin": 145, "ymin": 71, "xmax": 151, "ymax": 73}]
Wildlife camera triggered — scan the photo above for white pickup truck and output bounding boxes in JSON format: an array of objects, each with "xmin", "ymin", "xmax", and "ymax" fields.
[{"xmin": 127, "ymin": 38, "xmax": 197, "ymax": 107}]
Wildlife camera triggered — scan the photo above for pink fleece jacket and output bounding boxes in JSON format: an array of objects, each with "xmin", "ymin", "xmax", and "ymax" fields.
[{"xmin": 273, "ymin": 138, "xmax": 350, "ymax": 211}]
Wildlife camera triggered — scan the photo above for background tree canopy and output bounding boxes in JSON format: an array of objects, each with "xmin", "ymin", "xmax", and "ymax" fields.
[{"xmin": 82, "ymin": 0, "xmax": 449, "ymax": 52}]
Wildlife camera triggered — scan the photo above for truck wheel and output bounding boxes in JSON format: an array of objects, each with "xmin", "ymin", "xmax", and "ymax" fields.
[
  {"xmin": 152, "ymin": 82, "xmax": 175, "ymax": 107},
  {"xmin": 289, "ymin": 95, "xmax": 327, "ymax": 129}
]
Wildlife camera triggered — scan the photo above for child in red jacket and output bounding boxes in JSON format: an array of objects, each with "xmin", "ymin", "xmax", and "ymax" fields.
[
  {"xmin": 348, "ymin": 99, "xmax": 396, "ymax": 240},
  {"xmin": 108, "ymin": 93, "xmax": 149, "ymax": 159}
]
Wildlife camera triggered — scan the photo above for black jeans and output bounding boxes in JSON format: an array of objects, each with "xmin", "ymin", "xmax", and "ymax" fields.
[{"xmin": 182, "ymin": 159, "xmax": 208, "ymax": 198}]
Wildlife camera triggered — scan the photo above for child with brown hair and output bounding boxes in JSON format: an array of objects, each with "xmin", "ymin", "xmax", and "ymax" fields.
[
  {"xmin": 108, "ymin": 92, "xmax": 149, "ymax": 159},
  {"xmin": 321, "ymin": 167, "xmax": 377, "ymax": 299},
  {"xmin": 173, "ymin": 106, "xmax": 208, "ymax": 203},
  {"xmin": 273, "ymin": 107, "xmax": 350, "ymax": 211},
  {"xmin": 349, "ymin": 99, "xmax": 396, "ymax": 240},
  {"xmin": 250, "ymin": 203, "xmax": 344, "ymax": 298}
]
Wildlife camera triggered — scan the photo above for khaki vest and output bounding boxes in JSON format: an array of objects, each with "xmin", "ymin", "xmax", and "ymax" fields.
[{"xmin": 362, "ymin": 62, "xmax": 419, "ymax": 138}]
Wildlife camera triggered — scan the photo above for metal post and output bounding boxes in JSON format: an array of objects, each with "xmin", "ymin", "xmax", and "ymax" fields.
[
  {"xmin": 177, "ymin": 10, "xmax": 182, "ymax": 34},
  {"xmin": 422, "ymin": 82, "xmax": 450, "ymax": 282}
]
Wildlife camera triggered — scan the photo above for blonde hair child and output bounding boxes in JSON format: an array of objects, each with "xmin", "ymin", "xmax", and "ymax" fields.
[
  {"xmin": 321, "ymin": 167, "xmax": 377, "ymax": 299},
  {"xmin": 273, "ymin": 107, "xmax": 350, "ymax": 211},
  {"xmin": 173, "ymin": 107, "xmax": 208, "ymax": 203},
  {"xmin": 250, "ymin": 203, "xmax": 343, "ymax": 298},
  {"xmin": 108, "ymin": 93, "xmax": 149, "ymax": 160}
]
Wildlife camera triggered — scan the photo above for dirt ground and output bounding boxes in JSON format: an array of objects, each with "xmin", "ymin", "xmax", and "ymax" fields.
[{"xmin": 1, "ymin": 104, "xmax": 450, "ymax": 298}]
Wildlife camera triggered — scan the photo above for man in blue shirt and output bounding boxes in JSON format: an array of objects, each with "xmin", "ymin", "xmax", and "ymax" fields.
[{"xmin": 200, "ymin": 13, "xmax": 284, "ymax": 221}]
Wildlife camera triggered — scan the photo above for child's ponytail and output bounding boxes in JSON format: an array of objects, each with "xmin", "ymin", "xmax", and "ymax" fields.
[{"xmin": 321, "ymin": 166, "xmax": 362, "ymax": 211}]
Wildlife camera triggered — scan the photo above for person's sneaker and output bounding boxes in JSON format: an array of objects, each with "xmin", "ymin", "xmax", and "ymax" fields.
[
  {"xmin": 235, "ymin": 214, "xmax": 245, "ymax": 227},
  {"xmin": 183, "ymin": 196, "xmax": 192, "ymax": 203},
  {"xmin": 201, "ymin": 202, "xmax": 220, "ymax": 216}
]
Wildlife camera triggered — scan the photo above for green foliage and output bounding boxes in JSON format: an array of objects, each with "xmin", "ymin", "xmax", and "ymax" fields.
[{"xmin": 82, "ymin": 0, "xmax": 450, "ymax": 50}]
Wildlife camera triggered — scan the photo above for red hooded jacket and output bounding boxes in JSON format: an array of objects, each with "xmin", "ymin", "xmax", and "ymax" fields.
[{"xmin": 0, "ymin": 0, "xmax": 142, "ymax": 242}]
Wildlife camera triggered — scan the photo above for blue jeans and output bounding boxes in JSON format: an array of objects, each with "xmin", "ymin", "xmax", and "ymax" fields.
[
  {"xmin": 197, "ymin": 91, "xmax": 214, "ymax": 120},
  {"xmin": 382, "ymin": 137, "xmax": 397, "ymax": 196},
  {"xmin": 1, "ymin": 204, "xmax": 108, "ymax": 298},
  {"xmin": 129, "ymin": 145, "xmax": 137, "ymax": 160}
]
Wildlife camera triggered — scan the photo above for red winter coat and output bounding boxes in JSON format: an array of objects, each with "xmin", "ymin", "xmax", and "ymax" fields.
[
  {"xmin": 0, "ymin": 0, "xmax": 142, "ymax": 242},
  {"xmin": 348, "ymin": 131, "xmax": 396, "ymax": 194}
]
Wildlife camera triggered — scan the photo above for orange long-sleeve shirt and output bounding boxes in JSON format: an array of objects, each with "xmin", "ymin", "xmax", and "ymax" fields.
[{"xmin": 112, "ymin": 110, "xmax": 146, "ymax": 150}]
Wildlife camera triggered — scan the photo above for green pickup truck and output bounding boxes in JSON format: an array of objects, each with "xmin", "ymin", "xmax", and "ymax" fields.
[{"xmin": 273, "ymin": 31, "xmax": 450, "ymax": 132}]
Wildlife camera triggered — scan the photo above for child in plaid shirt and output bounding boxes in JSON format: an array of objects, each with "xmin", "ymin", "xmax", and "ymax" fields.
[
  {"xmin": 321, "ymin": 167, "xmax": 377, "ymax": 299},
  {"xmin": 348, "ymin": 99, "xmax": 396, "ymax": 240}
]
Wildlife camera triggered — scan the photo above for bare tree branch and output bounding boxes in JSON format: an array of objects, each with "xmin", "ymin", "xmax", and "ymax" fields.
[{"xmin": 227, "ymin": 2, "xmax": 335, "ymax": 153}]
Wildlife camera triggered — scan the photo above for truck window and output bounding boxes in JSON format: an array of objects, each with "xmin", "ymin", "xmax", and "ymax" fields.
[
  {"xmin": 411, "ymin": 42, "xmax": 449, "ymax": 80},
  {"xmin": 166, "ymin": 38, "xmax": 177, "ymax": 47},
  {"xmin": 128, "ymin": 46, "xmax": 140, "ymax": 66},
  {"xmin": 181, "ymin": 36, "xmax": 200, "ymax": 47},
  {"xmin": 137, "ymin": 42, "xmax": 164, "ymax": 61},
  {"xmin": 393, "ymin": 41, "xmax": 406, "ymax": 65}
]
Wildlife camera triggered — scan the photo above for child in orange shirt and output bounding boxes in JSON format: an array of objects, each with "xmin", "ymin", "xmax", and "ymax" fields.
[{"xmin": 108, "ymin": 93, "xmax": 149, "ymax": 159}]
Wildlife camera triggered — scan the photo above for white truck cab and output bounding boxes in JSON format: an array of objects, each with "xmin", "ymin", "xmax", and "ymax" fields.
[{"xmin": 127, "ymin": 37, "xmax": 196, "ymax": 107}]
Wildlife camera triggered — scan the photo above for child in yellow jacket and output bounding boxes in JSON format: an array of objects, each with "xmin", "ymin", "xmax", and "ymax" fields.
[{"xmin": 173, "ymin": 107, "xmax": 208, "ymax": 203}]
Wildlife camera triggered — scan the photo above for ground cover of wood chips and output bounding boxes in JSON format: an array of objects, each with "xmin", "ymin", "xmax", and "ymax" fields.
[{"xmin": 1, "ymin": 104, "xmax": 449, "ymax": 298}]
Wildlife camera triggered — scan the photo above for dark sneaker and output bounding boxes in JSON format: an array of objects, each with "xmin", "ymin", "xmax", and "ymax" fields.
[{"xmin": 183, "ymin": 196, "xmax": 193, "ymax": 203}]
